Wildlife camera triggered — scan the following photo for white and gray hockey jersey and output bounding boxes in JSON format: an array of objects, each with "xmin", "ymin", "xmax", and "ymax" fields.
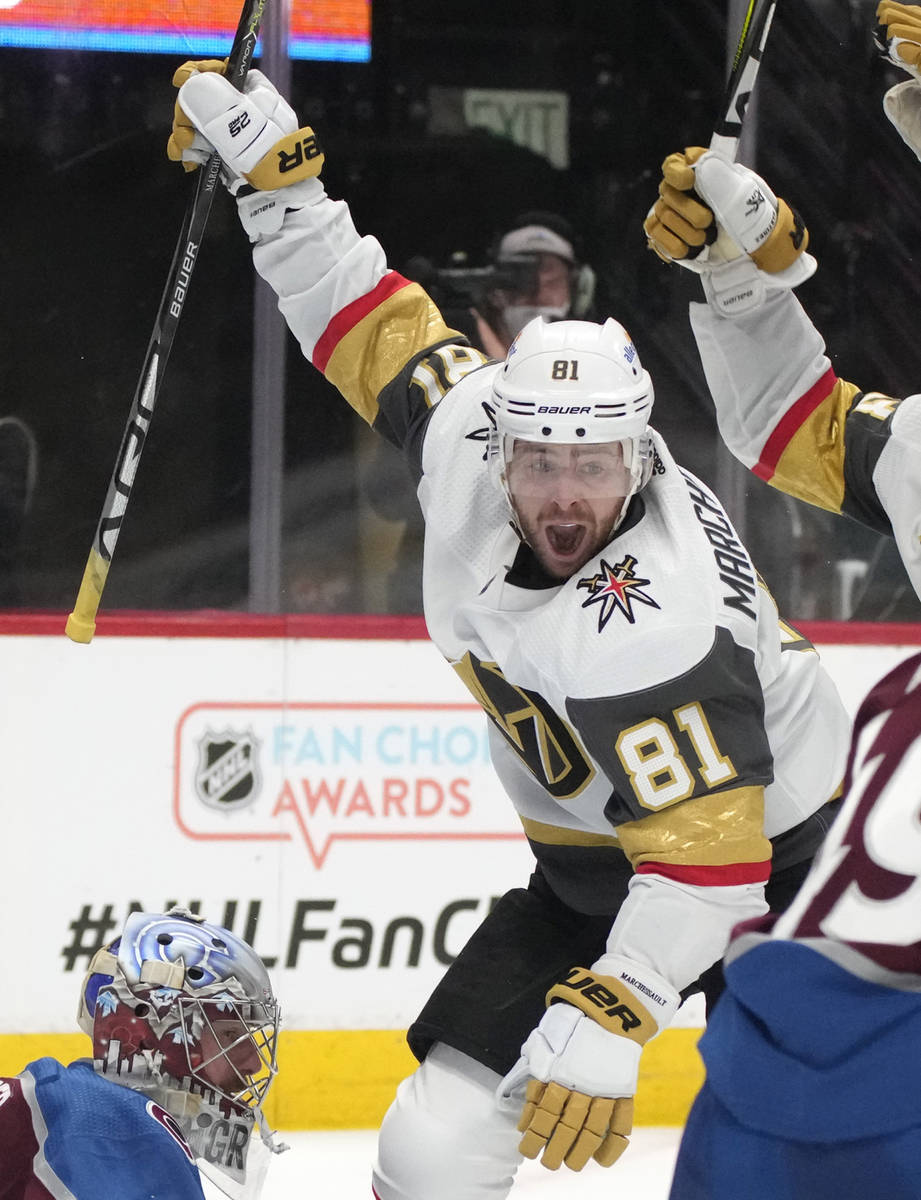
[
  {"xmin": 691, "ymin": 288, "xmax": 921, "ymax": 593},
  {"xmin": 244, "ymin": 180, "xmax": 850, "ymax": 991}
]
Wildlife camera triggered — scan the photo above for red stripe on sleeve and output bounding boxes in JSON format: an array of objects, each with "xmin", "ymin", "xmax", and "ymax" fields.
[
  {"xmin": 752, "ymin": 366, "xmax": 839, "ymax": 482},
  {"xmin": 636, "ymin": 860, "xmax": 772, "ymax": 886},
  {"xmin": 312, "ymin": 272, "xmax": 412, "ymax": 373}
]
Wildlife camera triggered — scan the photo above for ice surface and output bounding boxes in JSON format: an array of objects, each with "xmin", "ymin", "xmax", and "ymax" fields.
[{"xmin": 241, "ymin": 1126, "xmax": 683, "ymax": 1198}]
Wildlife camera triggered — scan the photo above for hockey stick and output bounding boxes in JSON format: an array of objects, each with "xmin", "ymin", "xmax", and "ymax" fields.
[
  {"xmin": 710, "ymin": 0, "xmax": 778, "ymax": 160},
  {"xmin": 65, "ymin": 0, "xmax": 268, "ymax": 643}
]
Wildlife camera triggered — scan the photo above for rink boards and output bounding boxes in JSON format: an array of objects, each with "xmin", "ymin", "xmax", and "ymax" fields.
[{"xmin": 1, "ymin": 613, "xmax": 917, "ymax": 1129}]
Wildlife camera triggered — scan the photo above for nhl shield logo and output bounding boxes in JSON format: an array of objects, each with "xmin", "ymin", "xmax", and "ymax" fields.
[{"xmin": 194, "ymin": 729, "xmax": 260, "ymax": 811}]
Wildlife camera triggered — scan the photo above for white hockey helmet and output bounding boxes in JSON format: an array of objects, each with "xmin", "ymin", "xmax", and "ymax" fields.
[{"xmin": 490, "ymin": 316, "xmax": 655, "ymax": 520}]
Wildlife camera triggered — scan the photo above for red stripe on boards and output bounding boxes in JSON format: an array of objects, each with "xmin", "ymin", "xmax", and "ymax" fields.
[
  {"xmin": 1, "ymin": 613, "xmax": 919, "ymax": 643},
  {"xmin": 0, "ymin": 611, "xmax": 430, "ymax": 639}
]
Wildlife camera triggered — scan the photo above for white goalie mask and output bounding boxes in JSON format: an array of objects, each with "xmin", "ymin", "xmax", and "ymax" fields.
[{"xmin": 489, "ymin": 316, "xmax": 655, "ymax": 537}]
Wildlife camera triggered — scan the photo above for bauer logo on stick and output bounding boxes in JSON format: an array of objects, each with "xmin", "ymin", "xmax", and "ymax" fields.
[{"xmin": 64, "ymin": 0, "xmax": 269, "ymax": 644}]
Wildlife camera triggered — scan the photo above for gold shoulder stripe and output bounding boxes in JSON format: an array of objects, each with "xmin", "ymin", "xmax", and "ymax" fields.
[
  {"xmin": 324, "ymin": 283, "xmax": 460, "ymax": 424},
  {"xmin": 768, "ymin": 379, "xmax": 861, "ymax": 515},
  {"xmin": 520, "ymin": 816, "xmax": 621, "ymax": 848},
  {"xmin": 614, "ymin": 785, "xmax": 770, "ymax": 871}
]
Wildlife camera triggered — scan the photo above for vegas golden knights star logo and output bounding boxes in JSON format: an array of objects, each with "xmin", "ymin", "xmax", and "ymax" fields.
[{"xmin": 577, "ymin": 554, "xmax": 660, "ymax": 631}]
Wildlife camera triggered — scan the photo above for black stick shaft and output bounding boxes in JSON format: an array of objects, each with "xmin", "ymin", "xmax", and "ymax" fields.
[
  {"xmin": 66, "ymin": 0, "xmax": 268, "ymax": 643},
  {"xmin": 710, "ymin": 0, "xmax": 778, "ymax": 159}
]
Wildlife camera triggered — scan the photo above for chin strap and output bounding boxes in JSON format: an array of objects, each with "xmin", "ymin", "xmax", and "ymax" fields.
[
  {"xmin": 254, "ymin": 1107, "xmax": 290, "ymax": 1154},
  {"xmin": 611, "ymin": 487, "xmax": 641, "ymax": 535}
]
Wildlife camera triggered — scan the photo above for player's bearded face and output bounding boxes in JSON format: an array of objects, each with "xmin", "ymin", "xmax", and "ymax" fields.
[{"xmin": 506, "ymin": 440, "xmax": 631, "ymax": 578}]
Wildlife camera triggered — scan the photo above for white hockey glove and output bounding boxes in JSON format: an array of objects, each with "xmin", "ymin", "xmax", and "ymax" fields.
[
  {"xmin": 499, "ymin": 955, "xmax": 679, "ymax": 1172},
  {"xmin": 644, "ymin": 146, "xmax": 816, "ymax": 316},
  {"xmin": 883, "ymin": 79, "xmax": 921, "ymax": 161},
  {"xmin": 168, "ymin": 61, "xmax": 325, "ymax": 236},
  {"xmin": 876, "ymin": 3, "xmax": 921, "ymax": 163}
]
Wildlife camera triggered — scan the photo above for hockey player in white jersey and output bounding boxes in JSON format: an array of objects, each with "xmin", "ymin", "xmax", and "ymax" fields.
[
  {"xmin": 644, "ymin": 4, "xmax": 921, "ymax": 1196},
  {"xmin": 0, "ymin": 907, "xmax": 283, "ymax": 1199},
  {"xmin": 167, "ymin": 61, "xmax": 850, "ymax": 1199},
  {"xmin": 644, "ymin": 2, "xmax": 921, "ymax": 573}
]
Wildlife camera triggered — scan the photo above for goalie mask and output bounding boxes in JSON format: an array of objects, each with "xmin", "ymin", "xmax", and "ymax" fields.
[
  {"xmin": 78, "ymin": 907, "xmax": 282, "ymax": 1192},
  {"xmin": 490, "ymin": 317, "xmax": 655, "ymax": 576}
]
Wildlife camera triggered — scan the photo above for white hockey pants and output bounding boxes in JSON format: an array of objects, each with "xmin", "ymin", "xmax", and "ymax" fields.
[{"xmin": 371, "ymin": 1043, "xmax": 525, "ymax": 1200}]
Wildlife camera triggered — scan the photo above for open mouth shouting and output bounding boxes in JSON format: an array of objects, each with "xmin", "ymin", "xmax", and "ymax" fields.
[
  {"xmin": 545, "ymin": 520, "xmax": 588, "ymax": 564},
  {"xmin": 528, "ymin": 509, "xmax": 606, "ymax": 578}
]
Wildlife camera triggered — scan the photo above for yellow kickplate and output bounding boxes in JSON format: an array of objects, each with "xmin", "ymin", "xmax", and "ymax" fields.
[{"xmin": 1, "ymin": 1027, "xmax": 703, "ymax": 1129}]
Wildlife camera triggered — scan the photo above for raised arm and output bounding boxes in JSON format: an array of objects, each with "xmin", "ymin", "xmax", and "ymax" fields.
[
  {"xmin": 169, "ymin": 62, "xmax": 489, "ymax": 474},
  {"xmin": 642, "ymin": 5, "xmax": 921, "ymax": 592}
]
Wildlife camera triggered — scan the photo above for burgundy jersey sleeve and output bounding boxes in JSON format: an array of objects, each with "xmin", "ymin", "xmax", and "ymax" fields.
[
  {"xmin": 0, "ymin": 1075, "xmax": 51, "ymax": 1198},
  {"xmin": 770, "ymin": 650, "xmax": 921, "ymax": 976}
]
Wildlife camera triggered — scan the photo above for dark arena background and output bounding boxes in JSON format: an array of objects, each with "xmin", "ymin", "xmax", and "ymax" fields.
[{"xmin": 2, "ymin": 0, "xmax": 917, "ymax": 621}]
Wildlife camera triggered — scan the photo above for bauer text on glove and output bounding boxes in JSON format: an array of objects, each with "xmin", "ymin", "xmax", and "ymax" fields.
[
  {"xmin": 167, "ymin": 63, "xmax": 324, "ymax": 192},
  {"xmin": 505, "ymin": 955, "xmax": 679, "ymax": 1173}
]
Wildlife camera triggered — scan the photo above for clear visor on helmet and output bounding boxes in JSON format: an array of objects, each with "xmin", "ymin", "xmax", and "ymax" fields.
[
  {"xmin": 178, "ymin": 994, "xmax": 279, "ymax": 1114},
  {"xmin": 502, "ymin": 435, "xmax": 650, "ymax": 504}
]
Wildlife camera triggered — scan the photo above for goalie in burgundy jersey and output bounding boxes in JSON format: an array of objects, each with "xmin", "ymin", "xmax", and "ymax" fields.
[
  {"xmin": 0, "ymin": 907, "xmax": 283, "ymax": 1200},
  {"xmin": 643, "ymin": 4, "xmax": 921, "ymax": 1196},
  {"xmin": 167, "ymin": 60, "xmax": 851, "ymax": 1200}
]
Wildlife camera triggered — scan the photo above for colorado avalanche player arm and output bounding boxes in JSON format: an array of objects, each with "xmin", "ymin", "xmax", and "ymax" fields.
[{"xmin": 667, "ymin": 648, "xmax": 921, "ymax": 1200}]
